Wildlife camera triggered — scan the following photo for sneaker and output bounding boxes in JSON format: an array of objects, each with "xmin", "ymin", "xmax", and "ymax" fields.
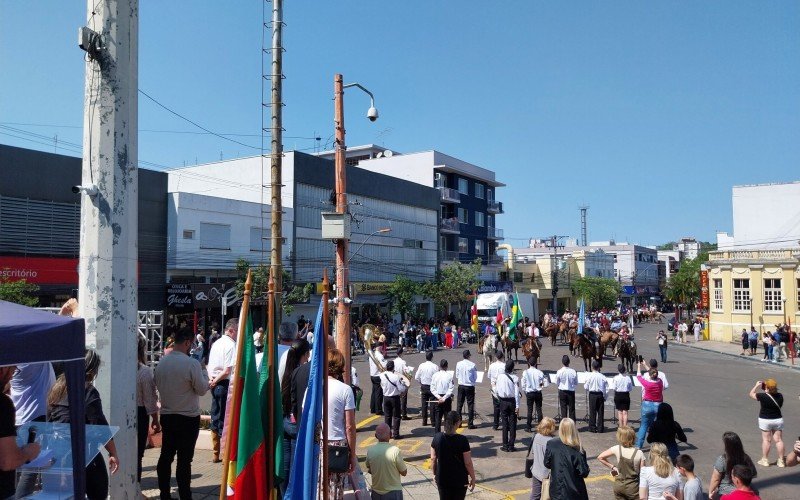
[
  {"xmin": 778, "ymin": 458, "xmax": 785, "ymax": 468},
  {"xmin": 757, "ymin": 458, "xmax": 770, "ymax": 467}
]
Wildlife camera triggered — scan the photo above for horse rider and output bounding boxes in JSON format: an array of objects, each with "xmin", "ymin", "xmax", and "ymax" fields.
[{"xmin": 610, "ymin": 316, "xmax": 623, "ymax": 333}]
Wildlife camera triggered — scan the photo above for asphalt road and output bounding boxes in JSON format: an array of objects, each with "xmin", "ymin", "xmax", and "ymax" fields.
[{"xmin": 351, "ymin": 318, "xmax": 800, "ymax": 499}]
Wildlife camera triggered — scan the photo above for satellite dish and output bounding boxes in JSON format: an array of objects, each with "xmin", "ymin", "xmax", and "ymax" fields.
[{"xmin": 383, "ymin": 150, "xmax": 394, "ymax": 158}]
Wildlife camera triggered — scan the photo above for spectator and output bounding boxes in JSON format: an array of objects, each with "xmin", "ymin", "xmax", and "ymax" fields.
[
  {"xmin": 48, "ymin": 350, "xmax": 119, "ymax": 500},
  {"xmin": 543, "ymin": 417, "xmax": 590, "ymax": 500},
  {"xmin": 612, "ymin": 363, "xmax": 633, "ymax": 428},
  {"xmin": 430, "ymin": 411, "xmax": 476, "ymax": 500},
  {"xmin": 709, "ymin": 431, "xmax": 757, "ymax": 499},
  {"xmin": 0, "ymin": 365, "xmax": 41, "ymax": 500},
  {"xmin": 521, "ymin": 356, "xmax": 548, "ymax": 432},
  {"xmin": 784, "ymin": 438, "xmax": 800, "ymax": 467},
  {"xmin": 720, "ymin": 465, "xmax": 760, "ymax": 500},
  {"xmin": 639, "ymin": 442, "xmax": 683, "ymax": 500},
  {"xmin": 748, "ymin": 379, "xmax": 784, "ymax": 467},
  {"xmin": 748, "ymin": 328, "xmax": 759, "ymax": 356},
  {"xmin": 154, "ymin": 328, "xmax": 209, "ymax": 500},
  {"xmin": 365, "ymin": 423, "xmax": 407, "ymax": 500},
  {"xmin": 635, "ymin": 360, "xmax": 664, "ymax": 449},
  {"xmin": 555, "ymin": 355, "xmax": 578, "ymax": 422},
  {"xmin": 528, "ymin": 417, "xmax": 557, "ymax": 500},
  {"xmin": 455, "ymin": 349, "xmax": 477, "ymax": 429},
  {"xmin": 739, "ymin": 329, "xmax": 749, "ymax": 356},
  {"xmin": 760, "ymin": 331, "xmax": 772, "ymax": 362},
  {"xmin": 647, "ymin": 402, "xmax": 687, "ymax": 462},
  {"xmin": 597, "ymin": 425, "xmax": 645, "ymax": 500},
  {"xmin": 658, "ymin": 330, "xmax": 669, "ymax": 363},
  {"xmin": 665, "ymin": 454, "xmax": 704, "ymax": 500},
  {"xmin": 277, "ymin": 322, "xmax": 299, "ymax": 382},
  {"xmin": 495, "ymin": 359, "xmax": 520, "ymax": 451},
  {"xmin": 136, "ymin": 336, "xmax": 160, "ymax": 483},
  {"xmin": 280, "ymin": 339, "xmax": 310, "ymax": 496},
  {"xmin": 693, "ymin": 320, "xmax": 702, "ymax": 343},
  {"xmin": 207, "ymin": 318, "xmax": 238, "ymax": 462},
  {"xmin": 430, "ymin": 360, "xmax": 454, "ymax": 434},
  {"xmin": 327, "ymin": 348, "xmax": 357, "ymax": 496},
  {"xmin": 771, "ymin": 330, "xmax": 783, "ymax": 362}
]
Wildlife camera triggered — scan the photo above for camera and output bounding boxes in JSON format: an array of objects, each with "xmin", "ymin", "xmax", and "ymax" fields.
[
  {"xmin": 367, "ymin": 106, "xmax": 379, "ymax": 122},
  {"xmin": 71, "ymin": 184, "xmax": 98, "ymax": 197}
]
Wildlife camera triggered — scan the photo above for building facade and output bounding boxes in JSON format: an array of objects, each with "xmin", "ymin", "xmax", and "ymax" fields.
[{"xmin": 716, "ymin": 181, "xmax": 800, "ymax": 250}]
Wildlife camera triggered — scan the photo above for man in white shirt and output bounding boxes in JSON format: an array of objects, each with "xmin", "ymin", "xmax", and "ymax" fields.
[
  {"xmin": 392, "ymin": 348, "xmax": 410, "ymax": 419},
  {"xmin": 380, "ymin": 360, "xmax": 407, "ymax": 439},
  {"xmin": 678, "ymin": 321, "xmax": 688, "ymax": 343},
  {"xmin": 429, "ymin": 359, "xmax": 454, "ymax": 433},
  {"xmin": 495, "ymin": 359, "xmax": 520, "ymax": 451},
  {"xmin": 648, "ymin": 359, "xmax": 669, "ymax": 390},
  {"xmin": 455, "ymin": 349, "xmax": 478, "ymax": 429},
  {"xmin": 207, "ymin": 317, "xmax": 237, "ymax": 461},
  {"xmin": 520, "ymin": 357, "xmax": 548, "ymax": 432},
  {"xmin": 556, "ymin": 355, "xmax": 577, "ymax": 422},
  {"xmin": 487, "ymin": 350, "xmax": 506, "ymax": 430},
  {"xmin": 583, "ymin": 360, "xmax": 609, "ymax": 433},
  {"xmin": 693, "ymin": 320, "xmax": 702, "ymax": 342},
  {"xmin": 414, "ymin": 351, "xmax": 438, "ymax": 426},
  {"xmin": 369, "ymin": 344, "xmax": 387, "ymax": 415}
]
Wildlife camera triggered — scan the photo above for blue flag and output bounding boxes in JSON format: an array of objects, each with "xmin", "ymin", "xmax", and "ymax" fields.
[
  {"xmin": 284, "ymin": 298, "xmax": 325, "ymax": 500},
  {"xmin": 577, "ymin": 298, "xmax": 585, "ymax": 335}
]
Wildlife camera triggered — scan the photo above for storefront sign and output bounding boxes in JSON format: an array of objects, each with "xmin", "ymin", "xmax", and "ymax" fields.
[
  {"xmin": 314, "ymin": 281, "xmax": 392, "ymax": 295},
  {"xmin": 0, "ymin": 257, "xmax": 78, "ymax": 285},
  {"xmin": 166, "ymin": 284, "xmax": 193, "ymax": 310},
  {"xmin": 700, "ymin": 269, "xmax": 709, "ymax": 309},
  {"xmin": 476, "ymin": 281, "xmax": 513, "ymax": 294},
  {"xmin": 191, "ymin": 283, "xmax": 230, "ymax": 309}
]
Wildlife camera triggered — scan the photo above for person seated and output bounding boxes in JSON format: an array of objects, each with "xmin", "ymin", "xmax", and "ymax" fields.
[{"xmin": 610, "ymin": 318, "xmax": 623, "ymax": 332}]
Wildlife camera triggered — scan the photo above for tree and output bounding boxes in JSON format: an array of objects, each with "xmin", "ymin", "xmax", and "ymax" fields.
[
  {"xmin": 571, "ymin": 276, "xmax": 621, "ymax": 309},
  {"xmin": 385, "ymin": 275, "xmax": 418, "ymax": 322},
  {"xmin": 663, "ymin": 251, "xmax": 709, "ymax": 311},
  {"xmin": 0, "ymin": 275, "xmax": 39, "ymax": 306},
  {"xmin": 234, "ymin": 259, "xmax": 313, "ymax": 316},
  {"xmin": 421, "ymin": 259, "xmax": 483, "ymax": 321}
]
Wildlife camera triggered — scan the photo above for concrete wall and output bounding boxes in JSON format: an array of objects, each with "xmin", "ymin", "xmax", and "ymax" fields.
[{"xmin": 730, "ymin": 182, "xmax": 800, "ymax": 249}]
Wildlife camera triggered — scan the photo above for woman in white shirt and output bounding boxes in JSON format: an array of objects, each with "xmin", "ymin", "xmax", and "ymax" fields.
[
  {"xmin": 639, "ymin": 442, "xmax": 683, "ymax": 500},
  {"xmin": 612, "ymin": 364, "xmax": 633, "ymax": 428},
  {"xmin": 326, "ymin": 348, "xmax": 356, "ymax": 498}
]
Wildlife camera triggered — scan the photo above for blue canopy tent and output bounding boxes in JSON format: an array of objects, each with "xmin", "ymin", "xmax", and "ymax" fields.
[{"xmin": 0, "ymin": 300, "xmax": 86, "ymax": 499}]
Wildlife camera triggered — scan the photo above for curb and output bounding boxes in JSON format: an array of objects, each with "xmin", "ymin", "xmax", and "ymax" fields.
[{"xmin": 673, "ymin": 341, "xmax": 800, "ymax": 372}]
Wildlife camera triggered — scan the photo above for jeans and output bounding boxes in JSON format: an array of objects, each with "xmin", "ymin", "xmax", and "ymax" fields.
[
  {"xmin": 659, "ymin": 345, "xmax": 668, "ymax": 363},
  {"xmin": 431, "ymin": 334, "xmax": 439, "ymax": 350},
  {"xmin": 157, "ymin": 414, "xmax": 201, "ymax": 500},
  {"xmin": 636, "ymin": 400, "xmax": 661, "ymax": 448},
  {"xmin": 281, "ymin": 417, "xmax": 298, "ymax": 496},
  {"xmin": 210, "ymin": 381, "xmax": 229, "ymax": 434}
]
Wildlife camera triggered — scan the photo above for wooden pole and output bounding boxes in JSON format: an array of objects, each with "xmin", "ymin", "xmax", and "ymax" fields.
[
  {"xmin": 267, "ymin": 269, "xmax": 276, "ymax": 495},
  {"xmin": 334, "ymin": 74, "xmax": 352, "ymax": 385},
  {"xmin": 219, "ymin": 270, "xmax": 253, "ymax": 500},
  {"xmin": 322, "ymin": 270, "xmax": 330, "ymax": 500}
]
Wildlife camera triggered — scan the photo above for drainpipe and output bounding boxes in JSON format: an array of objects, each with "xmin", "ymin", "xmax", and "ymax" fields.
[{"xmin": 497, "ymin": 243, "xmax": 514, "ymax": 277}]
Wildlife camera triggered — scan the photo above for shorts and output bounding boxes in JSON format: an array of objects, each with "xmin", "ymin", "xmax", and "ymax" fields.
[
  {"xmin": 614, "ymin": 392, "xmax": 630, "ymax": 411},
  {"xmin": 758, "ymin": 417, "xmax": 784, "ymax": 431}
]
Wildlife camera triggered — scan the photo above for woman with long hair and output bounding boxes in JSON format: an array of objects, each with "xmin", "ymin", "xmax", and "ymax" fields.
[
  {"xmin": 430, "ymin": 411, "xmax": 476, "ymax": 500},
  {"xmin": 639, "ymin": 442, "xmax": 682, "ymax": 499},
  {"xmin": 48, "ymin": 349, "xmax": 119, "ymax": 500},
  {"xmin": 646, "ymin": 403, "xmax": 687, "ymax": 463},
  {"xmin": 543, "ymin": 417, "xmax": 590, "ymax": 500},
  {"xmin": 612, "ymin": 364, "xmax": 633, "ymax": 428},
  {"xmin": 709, "ymin": 431, "xmax": 756, "ymax": 498},
  {"xmin": 136, "ymin": 336, "xmax": 160, "ymax": 483},
  {"xmin": 280, "ymin": 338, "xmax": 310, "ymax": 496},
  {"xmin": 749, "ymin": 378, "xmax": 785, "ymax": 467},
  {"xmin": 528, "ymin": 417, "xmax": 557, "ymax": 500},
  {"xmin": 597, "ymin": 426, "xmax": 645, "ymax": 500},
  {"xmin": 635, "ymin": 360, "xmax": 664, "ymax": 449},
  {"xmin": 326, "ymin": 348, "xmax": 356, "ymax": 499}
]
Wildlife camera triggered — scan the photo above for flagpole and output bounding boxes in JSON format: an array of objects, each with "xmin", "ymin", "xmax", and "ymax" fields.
[
  {"xmin": 322, "ymin": 270, "xmax": 330, "ymax": 500},
  {"xmin": 266, "ymin": 269, "xmax": 276, "ymax": 496},
  {"xmin": 219, "ymin": 269, "xmax": 253, "ymax": 500}
]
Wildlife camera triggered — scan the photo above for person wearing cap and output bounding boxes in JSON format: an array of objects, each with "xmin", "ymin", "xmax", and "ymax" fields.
[
  {"xmin": 392, "ymin": 348, "xmax": 411, "ymax": 420},
  {"xmin": 455, "ymin": 349, "xmax": 478, "ymax": 429}
]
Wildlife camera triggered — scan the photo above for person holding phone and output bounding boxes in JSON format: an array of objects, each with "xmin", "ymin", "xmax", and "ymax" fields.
[
  {"xmin": 748, "ymin": 379, "xmax": 785, "ymax": 467},
  {"xmin": 597, "ymin": 426, "xmax": 645, "ymax": 500}
]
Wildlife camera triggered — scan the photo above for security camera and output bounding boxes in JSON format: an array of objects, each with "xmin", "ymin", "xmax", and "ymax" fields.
[
  {"xmin": 367, "ymin": 106, "xmax": 379, "ymax": 122},
  {"xmin": 72, "ymin": 184, "xmax": 99, "ymax": 197}
]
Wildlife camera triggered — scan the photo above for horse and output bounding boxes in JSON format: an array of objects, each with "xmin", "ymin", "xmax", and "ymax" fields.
[
  {"xmin": 558, "ymin": 322, "xmax": 569, "ymax": 344},
  {"xmin": 566, "ymin": 328, "xmax": 579, "ymax": 355},
  {"xmin": 479, "ymin": 334, "xmax": 498, "ymax": 371},
  {"xmin": 545, "ymin": 323, "xmax": 558, "ymax": 346},
  {"xmin": 600, "ymin": 331, "xmax": 619, "ymax": 357},
  {"xmin": 502, "ymin": 332, "xmax": 521, "ymax": 361},
  {"xmin": 617, "ymin": 338, "xmax": 637, "ymax": 373},
  {"xmin": 576, "ymin": 335, "xmax": 601, "ymax": 372},
  {"xmin": 521, "ymin": 337, "xmax": 542, "ymax": 366}
]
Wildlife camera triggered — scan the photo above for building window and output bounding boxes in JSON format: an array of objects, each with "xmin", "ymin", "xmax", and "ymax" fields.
[
  {"xmin": 182, "ymin": 229, "xmax": 195, "ymax": 240},
  {"xmin": 457, "ymin": 207, "xmax": 468, "ymax": 224},
  {"xmin": 475, "ymin": 183, "xmax": 485, "ymax": 199},
  {"xmin": 403, "ymin": 239, "xmax": 423, "ymax": 249},
  {"xmin": 732, "ymin": 279, "xmax": 750, "ymax": 312},
  {"xmin": 713, "ymin": 278, "xmax": 723, "ymax": 311},
  {"xmin": 764, "ymin": 278, "xmax": 782, "ymax": 311},
  {"xmin": 475, "ymin": 212, "xmax": 485, "ymax": 227},
  {"xmin": 458, "ymin": 237, "xmax": 468, "ymax": 253},
  {"xmin": 798, "ymin": 278, "xmax": 800, "ymax": 310},
  {"xmin": 487, "ymin": 188, "xmax": 493, "ymax": 201},
  {"xmin": 457, "ymin": 178, "xmax": 469, "ymax": 195},
  {"xmin": 200, "ymin": 222, "xmax": 231, "ymax": 250},
  {"xmin": 474, "ymin": 239, "xmax": 484, "ymax": 255},
  {"xmin": 250, "ymin": 226, "xmax": 269, "ymax": 252}
]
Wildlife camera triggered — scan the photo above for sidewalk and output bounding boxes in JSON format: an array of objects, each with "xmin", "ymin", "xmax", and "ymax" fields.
[{"xmin": 672, "ymin": 338, "xmax": 800, "ymax": 372}]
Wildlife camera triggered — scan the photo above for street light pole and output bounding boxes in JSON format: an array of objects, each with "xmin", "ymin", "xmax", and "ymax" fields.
[{"xmin": 349, "ymin": 228, "xmax": 392, "ymax": 264}]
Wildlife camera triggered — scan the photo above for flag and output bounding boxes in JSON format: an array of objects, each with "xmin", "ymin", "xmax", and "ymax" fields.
[
  {"xmin": 284, "ymin": 297, "xmax": 325, "ymax": 500},
  {"xmin": 470, "ymin": 292, "xmax": 478, "ymax": 333},
  {"xmin": 508, "ymin": 293, "xmax": 523, "ymax": 341},
  {"xmin": 264, "ymin": 296, "xmax": 284, "ymax": 489},
  {"xmin": 577, "ymin": 298, "xmax": 585, "ymax": 335},
  {"xmin": 496, "ymin": 307, "xmax": 503, "ymax": 330}
]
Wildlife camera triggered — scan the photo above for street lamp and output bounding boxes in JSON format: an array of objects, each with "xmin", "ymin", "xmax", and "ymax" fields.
[
  {"xmin": 349, "ymin": 228, "xmax": 392, "ymax": 263},
  {"xmin": 333, "ymin": 74, "xmax": 379, "ymax": 385}
]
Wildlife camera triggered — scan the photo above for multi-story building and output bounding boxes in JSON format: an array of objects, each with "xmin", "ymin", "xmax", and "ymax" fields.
[
  {"xmin": 716, "ymin": 181, "xmax": 800, "ymax": 250},
  {"xmin": 657, "ymin": 250, "xmax": 681, "ymax": 286},
  {"xmin": 319, "ymin": 145, "xmax": 505, "ymax": 280}
]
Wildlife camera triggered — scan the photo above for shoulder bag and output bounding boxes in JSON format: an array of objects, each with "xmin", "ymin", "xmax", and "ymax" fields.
[
  {"xmin": 328, "ymin": 443, "xmax": 351, "ymax": 473},
  {"xmin": 525, "ymin": 434, "xmax": 535, "ymax": 478}
]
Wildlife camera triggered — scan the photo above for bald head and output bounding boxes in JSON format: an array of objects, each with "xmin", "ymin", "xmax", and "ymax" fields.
[{"xmin": 375, "ymin": 423, "xmax": 391, "ymax": 442}]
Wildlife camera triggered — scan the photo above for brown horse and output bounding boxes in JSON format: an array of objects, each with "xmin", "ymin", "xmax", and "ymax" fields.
[
  {"xmin": 502, "ymin": 333, "xmax": 520, "ymax": 361},
  {"xmin": 521, "ymin": 337, "xmax": 541, "ymax": 365},
  {"xmin": 576, "ymin": 335, "xmax": 601, "ymax": 372},
  {"xmin": 558, "ymin": 322, "xmax": 569, "ymax": 344},
  {"xmin": 600, "ymin": 331, "xmax": 619, "ymax": 357},
  {"xmin": 567, "ymin": 328, "xmax": 579, "ymax": 355},
  {"xmin": 546, "ymin": 323, "xmax": 558, "ymax": 346},
  {"xmin": 618, "ymin": 338, "xmax": 637, "ymax": 372}
]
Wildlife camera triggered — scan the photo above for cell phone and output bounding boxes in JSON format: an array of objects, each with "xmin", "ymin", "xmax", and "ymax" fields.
[
  {"xmin": 27, "ymin": 426, "xmax": 37, "ymax": 444},
  {"xmin": 638, "ymin": 355, "xmax": 644, "ymax": 363},
  {"xmin": 611, "ymin": 468, "xmax": 619, "ymax": 477}
]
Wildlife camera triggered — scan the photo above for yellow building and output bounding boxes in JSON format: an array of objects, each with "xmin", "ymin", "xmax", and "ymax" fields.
[{"xmin": 706, "ymin": 249, "xmax": 800, "ymax": 342}]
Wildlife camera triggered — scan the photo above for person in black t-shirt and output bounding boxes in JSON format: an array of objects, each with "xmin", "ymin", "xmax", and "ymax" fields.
[
  {"xmin": 749, "ymin": 378, "xmax": 785, "ymax": 467},
  {"xmin": 430, "ymin": 411, "xmax": 476, "ymax": 500},
  {"xmin": 0, "ymin": 365, "xmax": 41, "ymax": 500}
]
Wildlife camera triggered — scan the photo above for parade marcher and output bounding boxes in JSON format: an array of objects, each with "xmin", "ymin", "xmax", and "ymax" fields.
[
  {"xmin": 639, "ymin": 442, "xmax": 683, "ymax": 500},
  {"xmin": 0, "ymin": 365, "xmax": 42, "ymax": 500},
  {"xmin": 430, "ymin": 411, "xmax": 476, "ymax": 500},
  {"xmin": 430, "ymin": 359, "xmax": 454, "ymax": 434},
  {"xmin": 635, "ymin": 360, "xmax": 664, "ymax": 449},
  {"xmin": 709, "ymin": 431, "xmax": 757, "ymax": 498},
  {"xmin": 528, "ymin": 417, "xmax": 557, "ymax": 500},
  {"xmin": 613, "ymin": 363, "xmax": 633, "ymax": 428},
  {"xmin": 647, "ymin": 402, "xmax": 687, "ymax": 462},
  {"xmin": 487, "ymin": 350, "xmax": 506, "ymax": 430},
  {"xmin": 749, "ymin": 378, "xmax": 784, "ymax": 467},
  {"xmin": 495, "ymin": 359, "xmax": 520, "ymax": 452},
  {"xmin": 381, "ymin": 360, "xmax": 407, "ymax": 440},
  {"xmin": 544, "ymin": 418, "xmax": 590, "ymax": 500},
  {"xmin": 597, "ymin": 426, "xmax": 645, "ymax": 500},
  {"xmin": 369, "ymin": 342, "xmax": 387, "ymax": 416},
  {"xmin": 556, "ymin": 355, "xmax": 577, "ymax": 422},
  {"xmin": 207, "ymin": 317, "xmax": 237, "ymax": 462},
  {"xmin": 392, "ymin": 348, "xmax": 411, "ymax": 420},
  {"xmin": 365, "ymin": 423, "xmax": 407, "ymax": 500},
  {"xmin": 521, "ymin": 357, "xmax": 548, "ymax": 432},
  {"xmin": 455, "ymin": 349, "xmax": 477, "ymax": 429},
  {"xmin": 583, "ymin": 360, "xmax": 608, "ymax": 433},
  {"xmin": 415, "ymin": 351, "xmax": 438, "ymax": 426}
]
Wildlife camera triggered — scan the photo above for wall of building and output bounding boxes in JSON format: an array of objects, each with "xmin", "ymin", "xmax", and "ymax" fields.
[{"xmin": 725, "ymin": 182, "xmax": 800, "ymax": 250}]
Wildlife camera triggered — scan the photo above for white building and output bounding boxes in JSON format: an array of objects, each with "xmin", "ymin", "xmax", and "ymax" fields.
[
  {"xmin": 673, "ymin": 238, "xmax": 701, "ymax": 260},
  {"xmin": 716, "ymin": 181, "xmax": 800, "ymax": 250}
]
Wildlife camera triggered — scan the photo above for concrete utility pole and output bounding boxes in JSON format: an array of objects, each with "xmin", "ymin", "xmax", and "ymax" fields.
[
  {"xmin": 547, "ymin": 236, "xmax": 566, "ymax": 314},
  {"xmin": 78, "ymin": 0, "xmax": 138, "ymax": 497},
  {"xmin": 268, "ymin": 0, "xmax": 284, "ymax": 294},
  {"xmin": 333, "ymin": 74, "xmax": 351, "ymax": 383}
]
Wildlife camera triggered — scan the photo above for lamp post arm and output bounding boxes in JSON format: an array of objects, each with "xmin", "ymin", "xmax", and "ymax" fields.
[{"xmin": 343, "ymin": 82, "xmax": 375, "ymax": 108}]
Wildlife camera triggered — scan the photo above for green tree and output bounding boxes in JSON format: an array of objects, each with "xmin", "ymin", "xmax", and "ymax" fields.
[
  {"xmin": 571, "ymin": 276, "xmax": 621, "ymax": 309},
  {"xmin": 421, "ymin": 259, "xmax": 483, "ymax": 320},
  {"xmin": 663, "ymin": 252, "xmax": 709, "ymax": 311},
  {"xmin": 385, "ymin": 275, "xmax": 419, "ymax": 322},
  {"xmin": 0, "ymin": 275, "xmax": 39, "ymax": 306},
  {"xmin": 234, "ymin": 259, "xmax": 313, "ymax": 316}
]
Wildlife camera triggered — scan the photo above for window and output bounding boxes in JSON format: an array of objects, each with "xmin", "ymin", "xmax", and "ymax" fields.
[
  {"xmin": 798, "ymin": 278, "xmax": 800, "ymax": 310},
  {"xmin": 732, "ymin": 279, "xmax": 750, "ymax": 311},
  {"xmin": 474, "ymin": 239, "xmax": 484, "ymax": 255},
  {"xmin": 200, "ymin": 222, "xmax": 231, "ymax": 250},
  {"xmin": 475, "ymin": 183, "xmax": 485, "ymax": 199},
  {"xmin": 457, "ymin": 178, "xmax": 469, "ymax": 195},
  {"xmin": 458, "ymin": 237, "xmax": 468, "ymax": 253},
  {"xmin": 403, "ymin": 239, "xmax": 423, "ymax": 249},
  {"xmin": 182, "ymin": 229, "xmax": 195, "ymax": 240},
  {"xmin": 250, "ymin": 226, "xmax": 268, "ymax": 252},
  {"xmin": 513, "ymin": 272, "xmax": 523, "ymax": 282},
  {"xmin": 475, "ymin": 212, "xmax": 485, "ymax": 227},
  {"xmin": 487, "ymin": 188, "xmax": 494, "ymax": 201},
  {"xmin": 764, "ymin": 278, "xmax": 782, "ymax": 311},
  {"xmin": 713, "ymin": 278, "xmax": 723, "ymax": 311},
  {"xmin": 457, "ymin": 207, "xmax": 468, "ymax": 224}
]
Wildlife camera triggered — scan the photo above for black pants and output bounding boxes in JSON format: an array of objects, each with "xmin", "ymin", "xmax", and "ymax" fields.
[
  {"xmin": 86, "ymin": 454, "xmax": 109, "ymax": 500},
  {"xmin": 558, "ymin": 390, "xmax": 576, "ymax": 421},
  {"xmin": 456, "ymin": 386, "xmax": 475, "ymax": 426},
  {"xmin": 588, "ymin": 391, "xmax": 605, "ymax": 432},
  {"xmin": 421, "ymin": 384, "xmax": 432, "ymax": 425},
  {"xmin": 400, "ymin": 390, "xmax": 408, "ymax": 417},
  {"xmin": 383, "ymin": 395, "xmax": 401, "ymax": 437},
  {"xmin": 438, "ymin": 486, "xmax": 468, "ymax": 500},
  {"xmin": 210, "ymin": 380, "xmax": 229, "ymax": 434},
  {"xmin": 433, "ymin": 397, "xmax": 452, "ymax": 433},
  {"xmin": 492, "ymin": 394, "xmax": 500, "ymax": 428},
  {"xmin": 499, "ymin": 397, "xmax": 517, "ymax": 448},
  {"xmin": 137, "ymin": 405, "xmax": 149, "ymax": 481},
  {"xmin": 525, "ymin": 391, "xmax": 543, "ymax": 429},
  {"xmin": 370, "ymin": 376, "xmax": 384, "ymax": 414},
  {"xmin": 157, "ymin": 414, "xmax": 201, "ymax": 500}
]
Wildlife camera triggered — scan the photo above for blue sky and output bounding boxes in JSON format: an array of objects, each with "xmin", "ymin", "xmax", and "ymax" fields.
[{"xmin": 2, "ymin": 1, "xmax": 799, "ymax": 246}]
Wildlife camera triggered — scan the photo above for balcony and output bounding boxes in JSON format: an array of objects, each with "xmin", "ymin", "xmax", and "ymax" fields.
[
  {"xmin": 487, "ymin": 226, "xmax": 504, "ymax": 239},
  {"xmin": 486, "ymin": 255, "xmax": 504, "ymax": 266},
  {"xmin": 487, "ymin": 200, "xmax": 503, "ymax": 214},
  {"xmin": 438, "ymin": 186, "xmax": 461, "ymax": 204},
  {"xmin": 439, "ymin": 250, "xmax": 459, "ymax": 262},
  {"xmin": 440, "ymin": 218, "xmax": 461, "ymax": 234}
]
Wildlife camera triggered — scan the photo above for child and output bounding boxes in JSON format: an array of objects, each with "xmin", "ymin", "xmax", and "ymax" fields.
[
  {"xmin": 720, "ymin": 464, "xmax": 760, "ymax": 499},
  {"xmin": 665, "ymin": 454, "xmax": 704, "ymax": 500}
]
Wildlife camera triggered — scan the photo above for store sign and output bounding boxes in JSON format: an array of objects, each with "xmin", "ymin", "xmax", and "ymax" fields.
[
  {"xmin": 700, "ymin": 269, "xmax": 709, "ymax": 309},
  {"xmin": 314, "ymin": 281, "xmax": 392, "ymax": 295},
  {"xmin": 476, "ymin": 281, "xmax": 513, "ymax": 294},
  {"xmin": 0, "ymin": 257, "xmax": 78, "ymax": 285},
  {"xmin": 166, "ymin": 284, "xmax": 193, "ymax": 310},
  {"xmin": 191, "ymin": 283, "xmax": 230, "ymax": 309}
]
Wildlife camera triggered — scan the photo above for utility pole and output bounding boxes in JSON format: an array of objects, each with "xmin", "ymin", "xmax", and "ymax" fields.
[
  {"xmin": 547, "ymin": 235, "xmax": 566, "ymax": 314},
  {"xmin": 267, "ymin": 0, "xmax": 284, "ymax": 296},
  {"xmin": 78, "ymin": 0, "xmax": 138, "ymax": 496},
  {"xmin": 333, "ymin": 74, "xmax": 352, "ymax": 383}
]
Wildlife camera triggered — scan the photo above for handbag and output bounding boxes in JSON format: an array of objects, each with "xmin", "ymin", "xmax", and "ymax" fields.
[
  {"xmin": 541, "ymin": 475, "xmax": 551, "ymax": 500},
  {"xmin": 524, "ymin": 434, "xmax": 535, "ymax": 478},
  {"xmin": 328, "ymin": 444, "xmax": 351, "ymax": 473}
]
